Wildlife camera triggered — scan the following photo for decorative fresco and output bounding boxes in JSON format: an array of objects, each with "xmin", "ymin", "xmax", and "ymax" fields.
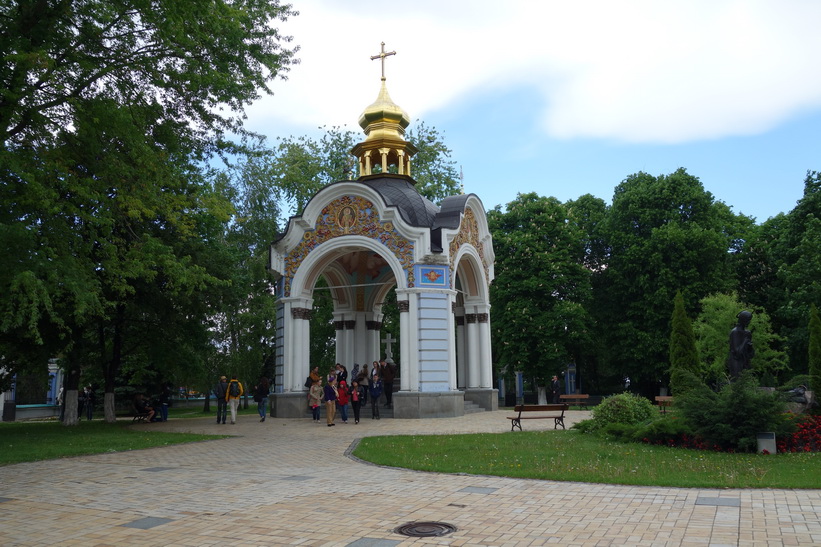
[
  {"xmin": 449, "ymin": 206, "xmax": 490, "ymax": 286},
  {"xmin": 282, "ymin": 195, "xmax": 415, "ymax": 296}
]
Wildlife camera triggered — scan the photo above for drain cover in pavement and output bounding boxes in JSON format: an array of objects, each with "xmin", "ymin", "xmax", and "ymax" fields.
[{"xmin": 394, "ymin": 521, "xmax": 457, "ymax": 537}]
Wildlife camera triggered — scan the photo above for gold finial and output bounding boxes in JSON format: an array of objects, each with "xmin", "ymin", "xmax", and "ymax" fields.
[{"xmin": 370, "ymin": 42, "xmax": 396, "ymax": 81}]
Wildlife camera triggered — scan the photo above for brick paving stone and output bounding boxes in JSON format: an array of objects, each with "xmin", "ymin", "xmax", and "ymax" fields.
[{"xmin": 1, "ymin": 410, "xmax": 820, "ymax": 546}]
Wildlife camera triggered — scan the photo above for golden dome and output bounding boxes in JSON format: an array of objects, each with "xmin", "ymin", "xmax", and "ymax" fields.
[
  {"xmin": 352, "ymin": 42, "xmax": 417, "ymax": 179},
  {"xmin": 358, "ymin": 80, "xmax": 411, "ymax": 142}
]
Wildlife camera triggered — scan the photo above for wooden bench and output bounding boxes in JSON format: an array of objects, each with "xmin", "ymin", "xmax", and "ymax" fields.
[
  {"xmin": 507, "ymin": 404, "xmax": 568, "ymax": 431},
  {"xmin": 559, "ymin": 393, "xmax": 590, "ymax": 409},
  {"xmin": 655, "ymin": 396, "xmax": 674, "ymax": 414}
]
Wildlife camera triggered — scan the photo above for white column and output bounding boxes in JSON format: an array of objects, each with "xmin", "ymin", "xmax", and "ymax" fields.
[
  {"xmin": 447, "ymin": 293, "xmax": 458, "ymax": 391},
  {"xmin": 466, "ymin": 312, "xmax": 480, "ymax": 388},
  {"xmin": 407, "ymin": 292, "xmax": 420, "ymax": 391},
  {"xmin": 281, "ymin": 297, "xmax": 312, "ymax": 392},
  {"xmin": 399, "ymin": 298, "xmax": 411, "ymax": 391},
  {"xmin": 455, "ymin": 306, "xmax": 466, "ymax": 389},
  {"xmin": 479, "ymin": 307, "xmax": 493, "ymax": 389},
  {"xmin": 366, "ymin": 313, "xmax": 381, "ymax": 361}
]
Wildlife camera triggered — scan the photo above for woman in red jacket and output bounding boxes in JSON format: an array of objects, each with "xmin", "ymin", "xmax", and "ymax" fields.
[{"xmin": 336, "ymin": 380, "xmax": 350, "ymax": 424}]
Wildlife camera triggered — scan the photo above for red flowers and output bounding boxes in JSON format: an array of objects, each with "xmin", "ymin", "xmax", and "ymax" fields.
[{"xmin": 776, "ymin": 414, "xmax": 820, "ymax": 453}]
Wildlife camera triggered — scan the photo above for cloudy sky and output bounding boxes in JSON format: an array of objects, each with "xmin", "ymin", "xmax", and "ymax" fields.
[{"xmin": 245, "ymin": 0, "xmax": 821, "ymax": 222}]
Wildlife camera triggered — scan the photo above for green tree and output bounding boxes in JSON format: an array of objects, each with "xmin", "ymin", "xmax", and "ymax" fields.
[
  {"xmin": 809, "ymin": 304, "xmax": 821, "ymax": 395},
  {"xmin": 489, "ymin": 193, "xmax": 592, "ymax": 387},
  {"xmin": 0, "ymin": 1, "xmax": 298, "ymax": 423},
  {"xmin": 669, "ymin": 291, "xmax": 700, "ymax": 395},
  {"xmin": 1, "ymin": 0, "xmax": 297, "ymax": 146},
  {"xmin": 595, "ymin": 169, "xmax": 746, "ymax": 393}
]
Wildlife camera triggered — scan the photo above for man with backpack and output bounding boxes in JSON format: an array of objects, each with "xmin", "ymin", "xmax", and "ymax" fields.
[
  {"xmin": 214, "ymin": 376, "xmax": 229, "ymax": 424},
  {"xmin": 225, "ymin": 375, "xmax": 244, "ymax": 424}
]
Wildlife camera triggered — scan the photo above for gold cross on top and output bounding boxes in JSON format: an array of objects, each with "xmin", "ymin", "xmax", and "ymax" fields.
[{"xmin": 370, "ymin": 42, "xmax": 396, "ymax": 81}]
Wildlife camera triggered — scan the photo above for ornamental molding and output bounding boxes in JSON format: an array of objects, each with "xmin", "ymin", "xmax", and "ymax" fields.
[{"xmin": 281, "ymin": 195, "xmax": 416, "ymax": 296}]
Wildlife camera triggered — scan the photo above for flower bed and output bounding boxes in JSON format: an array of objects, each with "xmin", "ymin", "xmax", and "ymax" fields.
[{"xmin": 777, "ymin": 414, "xmax": 821, "ymax": 453}]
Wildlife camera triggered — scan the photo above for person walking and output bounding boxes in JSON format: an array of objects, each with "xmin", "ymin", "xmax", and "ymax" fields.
[
  {"xmin": 157, "ymin": 385, "xmax": 171, "ymax": 422},
  {"xmin": 369, "ymin": 374, "xmax": 383, "ymax": 420},
  {"xmin": 214, "ymin": 376, "xmax": 229, "ymax": 424},
  {"xmin": 358, "ymin": 364, "xmax": 370, "ymax": 404},
  {"xmin": 551, "ymin": 375, "xmax": 561, "ymax": 404},
  {"xmin": 57, "ymin": 385, "xmax": 65, "ymax": 421},
  {"xmin": 254, "ymin": 377, "xmax": 270, "ymax": 422},
  {"xmin": 309, "ymin": 379, "xmax": 323, "ymax": 422},
  {"xmin": 349, "ymin": 380, "xmax": 364, "ymax": 424},
  {"xmin": 336, "ymin": 380, "xmax": 350, "ymax": 424},
  {"xmin": 323, "ymin": 377, "xmax": 338, "ymax": 427},
  {"xmin": 83, "ymin": 386, "xmax": 94, "ymax": 420},
  {"xmin": 225, "ymin": 375, "xmax": 243, "ymax": 424},
  {"xmin": 381, "ymin": 360, "xmax": 396, "ymax": 408}
]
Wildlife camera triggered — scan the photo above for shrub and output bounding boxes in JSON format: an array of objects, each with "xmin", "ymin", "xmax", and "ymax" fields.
[
  {"xmin": 630, "ymin": 415, "xmax": 706, "ymax": 449},
  {"xmin": 678, "ymin": 371, "xmax": 789, "ymax": 452},
  {"xmin": 669, "ymin": 368, "xmax": 704, "ymax": 397},
  {"xmin": 598, "ymin": 422, "xmax": 642, "ymax": 442},
  {"xmin": 590, "ymin": 393, "xmax": 655, "ymax": 431}
]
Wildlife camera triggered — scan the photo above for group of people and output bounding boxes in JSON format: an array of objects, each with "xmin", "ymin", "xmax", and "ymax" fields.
[
  {"xmin": 132, "ymin": 386, "xmax": 173, "ymax": 422},
  {"xmin": 306, "ymin": 359, "xmax": 397, "ymax": 426},
  {"xmin": 212, "ymin": 375, "xmax": 271, "ymax": 424},
  {"xmin": 57, "ymin": 385, "xmax": 95, "ymax": 421}
]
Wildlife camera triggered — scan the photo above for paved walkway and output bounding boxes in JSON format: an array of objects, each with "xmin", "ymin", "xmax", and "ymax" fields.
[{"xmin": 1, "ymin": 410, "xmax": 819, "ymax": 546}]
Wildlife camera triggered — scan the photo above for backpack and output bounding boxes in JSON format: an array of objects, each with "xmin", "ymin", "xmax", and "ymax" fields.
[
  {"xmin": 304, "ymin": 376, "xmax": 312, "ymax": 389},
  {"xmin": 229, "ymin": 381, "xmax": 240, "ymax": 397}
]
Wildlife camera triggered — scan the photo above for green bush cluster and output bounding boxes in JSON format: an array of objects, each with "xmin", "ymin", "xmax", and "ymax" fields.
[
  {"xmin": 575, "ymin": 371, "xmax": 795, "ymax": 453},
  {"xmin": 678, "ymin": 371, "xmax": 791, "ymax": 452},
  {"xmin": 588, "ymin": 393, "xmax": 655, "ymax": 431},
  {"xmin": 591, "ymin": 415, "xmax": 692, "ymax": 445}
]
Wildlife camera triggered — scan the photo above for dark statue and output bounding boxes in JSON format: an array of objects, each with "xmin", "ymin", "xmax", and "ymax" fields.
[{"xmin": 728, "ymin": 310, "xmax": 754, "ymax": 379}]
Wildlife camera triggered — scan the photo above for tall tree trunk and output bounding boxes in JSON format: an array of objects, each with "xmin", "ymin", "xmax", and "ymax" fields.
[{"xmin": 62, "ymin": 360, "xmax": 81, "ymax": 426}]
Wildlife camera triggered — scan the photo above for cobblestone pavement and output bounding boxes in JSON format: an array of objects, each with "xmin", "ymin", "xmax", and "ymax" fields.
[{"xmin": 1, "ymin": 410, "xmax": 819, "ymax": 546}]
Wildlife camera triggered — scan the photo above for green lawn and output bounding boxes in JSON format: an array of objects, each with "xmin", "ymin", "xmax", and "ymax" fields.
[
  {"xmin": 0, "ymin": 420, "xmax": 227, "ymax": 466},
  {"xmin": 353, "ymin": 430, "xmax": 820, "ymax": 489}
]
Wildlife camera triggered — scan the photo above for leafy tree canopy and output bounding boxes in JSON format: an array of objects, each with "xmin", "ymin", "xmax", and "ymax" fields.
[{"xmin": 489, "ymin": 193, "xmax": 592, "ymax": 384}]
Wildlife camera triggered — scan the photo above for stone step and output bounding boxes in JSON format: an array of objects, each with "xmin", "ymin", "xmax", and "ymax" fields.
[{"xmin": 463, "ymin": 400, "xmax": 486, "ymax": 414}]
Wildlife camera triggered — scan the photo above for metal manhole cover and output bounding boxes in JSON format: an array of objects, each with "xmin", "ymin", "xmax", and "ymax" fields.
[{"xmin": 394, "ymin": 521, "xmax": 457, "ymax": 537}]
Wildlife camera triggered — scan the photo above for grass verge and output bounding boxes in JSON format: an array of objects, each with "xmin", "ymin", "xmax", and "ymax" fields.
[
  {"xmin": 353, "ymin": 430, "xmax": 820, "ymax": 489},
  {"xmin": 1, "ymin": 421, "xmax": 227, "ymax": 466}
]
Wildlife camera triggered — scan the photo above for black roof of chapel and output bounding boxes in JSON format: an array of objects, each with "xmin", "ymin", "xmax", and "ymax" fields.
[{"xmin": 359, "ymin": 175, "xmax": 439, "ymax": 227}]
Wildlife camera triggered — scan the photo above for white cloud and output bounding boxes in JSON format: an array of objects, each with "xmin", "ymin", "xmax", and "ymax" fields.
[{"xmin": 247, "ymin": 0, "xmax": 821, "ymax": 143}]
